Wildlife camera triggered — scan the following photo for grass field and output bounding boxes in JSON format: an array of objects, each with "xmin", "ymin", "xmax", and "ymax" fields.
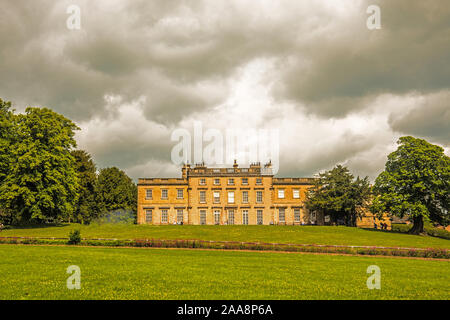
[
  {"xmin": 0, "ymin": 244, "xmax": 448, "ymax": 300},
  {"xmin": 2, "ymin": 224, "xmax": 449, "ymax": 249}
]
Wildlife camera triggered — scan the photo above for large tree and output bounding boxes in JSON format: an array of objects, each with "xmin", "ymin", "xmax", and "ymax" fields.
[
  {"xmin": 96, "ymin": 167, "xmax": 137, "ymax": 219},
  {"xmin": 71, "ymin": 150, "xmax": 98, "ymax": 224},
  {"xmin": 372, "ymin": 136, "xmax": 449, "ymax": 234},
  {"xmin": 306, "ymin": 165, "xmax": 371, "ymax": 227},
  {"xmin": 0, "ymin": 107, "xmax": 80, "ymax": 223}
]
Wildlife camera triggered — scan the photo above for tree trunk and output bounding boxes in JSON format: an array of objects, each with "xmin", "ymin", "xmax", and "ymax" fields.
[{"xmin": 408, "ymin": 216, "xmax": 424, "ymax": 235}]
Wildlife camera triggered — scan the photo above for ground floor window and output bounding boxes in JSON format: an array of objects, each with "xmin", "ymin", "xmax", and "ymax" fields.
[
  {"xmin": 214, "ymin": 210, "xmax": 221, "ymax": 225},
  {"xmin": 145, "ymin": 209, "xmax": 152, "ymax": 223},
  {"xmin": 177, "ymin": 209, "xmax": 183, "ymax": 224},
  {"xmin": 228, "ymin": 209, "xmax": 235, "ymax": 225},
  {"xmin": 294, "ymin": 208, "xmax": 301, "ymax": 222},
  {"xmin": 161, "ymin": 209, "xmax": 168, "ymax": 223},
  {"xmin": 200, "ymin": 210, "xmax": 206, "ymax": 225},
  {"xmin": 242, "ymin": 210, "xmax": 248, "ymax": 225},
  {"xmin": 257, "ymin": 210, "xmax": 263, "ymax": 225},
  {"xmin": 279, "ymin": 208, "xmax": 285, "ymax": 223}
]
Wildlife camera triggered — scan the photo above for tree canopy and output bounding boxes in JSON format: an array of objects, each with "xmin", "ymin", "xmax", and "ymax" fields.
[{"xmin": 372, "ymin": 136, "xmax": 450, "ymax": 234}]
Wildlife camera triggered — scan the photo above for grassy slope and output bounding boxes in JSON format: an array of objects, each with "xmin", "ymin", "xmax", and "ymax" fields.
[
  {"xmin": 1, "ymin": 224, "xmax": 449, "ymax": 249},
  {"xmin": 0, "ymin": 245, "xmax": 448, "ymax": 300}
]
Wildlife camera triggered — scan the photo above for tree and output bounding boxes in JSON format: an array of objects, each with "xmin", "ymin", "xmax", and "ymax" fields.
[
  {"xmin": 71, "ymin": 150, "xmax": 98, "ymax": 224},
  {"xmin": 96, "ymin": 167, "xmax": 137, "ymax": 220},
  {"xmin": 0, "ymin": 107, "xmax": 80, "ymax": 223},
  {"xmin": 306, "ymin": 165, "xmax": 371, "ymax": 227},
  {"xmin": 372, "ymin": 136, "xmax": 449, "ymax": 235}
]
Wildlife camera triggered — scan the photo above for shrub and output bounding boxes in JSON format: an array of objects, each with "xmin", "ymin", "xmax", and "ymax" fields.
[{"xmin": 67, "ymin": 229, "xmax": 81, "ymax": 245}]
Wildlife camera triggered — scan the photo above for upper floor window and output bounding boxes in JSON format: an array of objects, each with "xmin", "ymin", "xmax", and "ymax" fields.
[
  {"xmin": 145, "ymin": 189, "xmax": 153, "ymax": 200},
  {"xmin": 213, "ymin": 191, "xmax": 220, "ymax": 203},
  {"xmin": 256, "ymin": 178, "xmax": 262, "ymax": 185},
  {"xmin": 242, "ymin": 191, "xmax": 249, "ymax": 203},
  {"xmin": 177, "ymin": 189, "xmax": 183, "ymax": 199},
  {"xmin": 278, "ymin": 189, "xmax": 285, "ymax": 199},
  {"xmin": 199, "ymin": 178, "xmax": 206, "ymax": 185},
  {"xmin": 161, "ymin": 189, "xmax": 168, "ymax": 200},
  {"xmin": 256, "ymin": 191, "xmax": 263, "ymax": 203},
  {"xmin": 293, "ymin": 189, "xmax": 300, "ymax": 199},
  {"xmin": 242, "ymin": 178, "xmax": 248, "ymax": 185},
  {"xmin": 214, "ymin": 178, "xmax": 220, "ymax": 185},
  {"xmin": 228, "ymin": 191, "xmax": 235, "ymax": 203},
  {"xmin": 228, "ymin": 178, "xmax": 234, "ymax": 185},
  {"xmin": 199, "ymin": 190, "xmax": 206, "ymax": 203}
]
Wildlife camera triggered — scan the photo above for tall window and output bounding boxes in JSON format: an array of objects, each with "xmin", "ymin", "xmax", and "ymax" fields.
[
  {"xmin": 161, "ymin": 189, "xmax": 168, "ymax": 200},
  {"xmin": 256, "ymin": 191, "xmax": 263, "ymax": 203},
  {"xmin": 200, "ymin": 210, "xmax": 206, "ymax": 225},
  {"xmin": 214, "ymin": 210, "xmax": 221, "ymax": 225},
  {"xmin": 161, "ymin": 209, "xmax": 168, "ymax": 223},
  {"xmin": 177, "ymin": 209, "xmax": 183, "ymax": 223},
  {"xmin": 228, "ymin": 178, "xmax": 234, "ymax": 185},
  {"xmin": 213, "ymin": 191, "xmax": 220, "ymax": 203},
  {"xmin": 177, "ymin": 189, "xmax": 183, "ymax": 199},
  {"xmin": 293, "ymin": 189, "xmax": 300, "ymax": 199},
  {"xmin": 228, "ymin": 191, "xmax": 235, "ymax": 203},
  {"xmin": 145, "ymin": 189, "xmax": 152, "ymax": 200},
  {"xmin": 242, "ymin": 178, "xmax": 248, "ymax": 185},
  {"xmin": 242, "ymin": 191, "xmax": 249, "ymax": 203},
  {"xmin": 294, "ymin": 208, "xmax": 301, "ymax": 222},
  {"xmin": 199, "ymin": 190, "xmax": 206, "ymax": 203},
  {"xmin": 242, "ymin": 210, "xmax": 249, "ymax": 225},
  {"xmin": 257, "ymin": 210, "xmax": 263, "ymax": 225},
  {"xmin": 200, "ymin": 178, "xmax": 206, "ymax": 185},
  {"xmin": 278, "ymin": 189, "xmax": 285, "ymax": 199},
  {"xmin": 214, "ymin": 178, "xmax": 220, "ymax": 185},
  {"xmin": 228, "ymin": 209, "xmax": 235, "ymax": 225},
  {"xmin": 145, "ymin": 209, "xmax": 152, "ymax": 223},
  {"xmin": 279, "ymin": 208, "xmax": 285, "ymax": 222}
]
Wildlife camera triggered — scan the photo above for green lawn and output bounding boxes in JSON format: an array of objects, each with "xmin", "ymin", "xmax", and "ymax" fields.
[
  {"xmin": 1, "ymin": 224, "xmax": 449, "ymax": 249},
  {"xmin": 0, "ymin": 245, "xmax": 448, "ymax": 299}
]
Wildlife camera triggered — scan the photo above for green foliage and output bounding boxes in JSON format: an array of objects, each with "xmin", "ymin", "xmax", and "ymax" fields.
[
  {"xmin": 0, "ymin": 106, "xmax": 80, "ymax": 223},
  {"xmin": 68, "ymin": 229, "xmax": 81, "ymax": 245},
  {"xmin": 96, "ymin": 167, "xmax": 137, "ymax": 221},
  {"xmin": 372, "ymin": 136, "xmax": 450, "ymax": 234},
  {"xmin": 305, "ymin": 165, "xmax": 371, "ymax": 226},
  {"xmin": 71, "ymin": 150, "xmax": 99, "ymax": 224}
]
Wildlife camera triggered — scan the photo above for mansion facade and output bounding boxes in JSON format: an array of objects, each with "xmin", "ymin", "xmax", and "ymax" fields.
[{"xmin": 137, "ymin": 161, "xmax": 390, "ymax": 228}]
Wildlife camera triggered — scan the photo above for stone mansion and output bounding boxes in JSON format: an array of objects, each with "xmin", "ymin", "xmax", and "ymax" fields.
[{"xmin": 137, "ymin": 161, "xmax": 390, "ymax": 228}]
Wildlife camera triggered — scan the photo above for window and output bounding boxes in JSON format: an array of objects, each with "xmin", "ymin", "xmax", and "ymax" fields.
[
  {"xmin": 213, "ymin": 191, "xmax": 220, "ymax": 203},
  {"xmin": 177, "ymin": 209, "xmax": 183, "ymax": 223},
  {"xmin": 228, "ymin": 178, "xmax": 234, "ymax": 185},
  {"xmin": 145, "ymin": 209, "xmax": 152, "ymax": 223},
  {"xmin": 145, "ymin": 189, "xmax": 152, "ymax": 199},
  {"xmin": 257, "ymin": 209, "xmax": 263, "ymax": 225},
  {"xmin": 200, "ymin": 210, "xmax": 206, "ymax": 225},
  {"xmin": 279, "ymin": 208, "xmax": 285, "ymax": 222},
  {"xmin": 242, "ymin": 210, "xmax": 248, "ymax": 225},
  {"xmin": 214, "ymin": 178, "xmax": 220, "ymax": 185},
  {"xmin": 227, "ymin": 168, "xmax": 234, "ymax": 173},
  {"xmin": 256, "ymin": 178, "xmax": 262, "ymax": 185},
  {"xmin": 228, "ymin": 209, "xmax": 235, "ymax": 225},
  {"xmin": 256, "ymin": 191, "xmax": 263, "ymax": 203},
  {"xmin": 161, "ymin": 209, "xmax": 168, "ymax": 223},
  {"xmin": 228, "ymin": 191, "xmax": 235, "ymax": 203},
  {"xmin": 278, "ymin": 189, "xmax": 285, "ymax": 199},
  {"xmin": 293, "ymin": 189, "xmax": 300, "ymax": 199},
  {"xmin": 161, "ymin": 189, "xmax": 168, "ymax": 200},
  {"xmin": 177, "ymin": 189, "xmax": 183, "ymax": 199},
  {"xmin": 199, "ymin": 178, "xmax": 206, "ymax": 185},
  {"xmin": 199, "ymin": 190, "xmax": 206, "ymax": 203},
  {"xmin": 294, "ymin": 208, "xmax": 301, "ymax": 222},
  {"xmin": 214, "ymin": 210, "xmax": 221, "ymax": 225},
  {"xmin": 242, "ymin": 178, "xmax": 248, "ymax": 185},
  {"xmin": 242, "ymin": 191, "xmax": 248, "ymax": 203}
]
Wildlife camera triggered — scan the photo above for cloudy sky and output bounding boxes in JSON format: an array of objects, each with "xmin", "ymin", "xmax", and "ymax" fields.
[{"xmin": 1, "ymin": 0, "xmax": 449, "ymax": 181}]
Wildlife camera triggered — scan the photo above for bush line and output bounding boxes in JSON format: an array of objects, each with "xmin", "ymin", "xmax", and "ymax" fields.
[{"xmin": 0, "ymin": 237, "xmax": 448, "ymax": 259}]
